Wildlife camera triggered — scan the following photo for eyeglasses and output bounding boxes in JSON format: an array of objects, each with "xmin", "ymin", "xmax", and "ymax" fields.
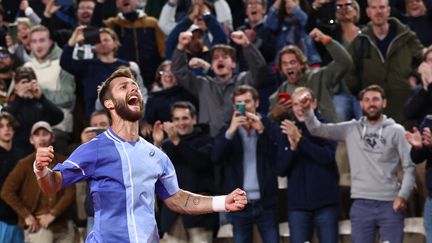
[
  {"xmin": 336, "ymin": 2, "xmax": 353, "ymax": 9},
  {"xmin": 159, "ymin": 70, "xmax": 172, "ymax": 76}
]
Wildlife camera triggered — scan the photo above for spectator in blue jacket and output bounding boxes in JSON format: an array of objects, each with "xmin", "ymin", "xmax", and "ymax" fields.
[{"xmin": 276, "ymin": 87, "xmax": 339, "ymax": 243}]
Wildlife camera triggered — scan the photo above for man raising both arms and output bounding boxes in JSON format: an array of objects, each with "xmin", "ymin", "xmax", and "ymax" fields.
[{"xmin": 33, "ymin": 67, "xmax": 247, "ymax": 242}]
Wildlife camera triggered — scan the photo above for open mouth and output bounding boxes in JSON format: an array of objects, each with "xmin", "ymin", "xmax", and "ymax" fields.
[
  {"xmin": 127, "ymin": 95, "xmax": 139, "ymax": 107},
  {"xmin": 251, "ymin": 11, "xmax": 257, "ymax": 15},
  {"xmin": 217, "ymin": 64, "xmax": 225, "ymax": 70}
]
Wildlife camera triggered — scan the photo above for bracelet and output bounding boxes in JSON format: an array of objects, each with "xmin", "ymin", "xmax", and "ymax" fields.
[
  {"xmin": 212, "ymin": 195, "xmax": 228, "ymax": 212},
  {"xmin": 33, "ymin": 161, "xmax": 50, "ymax": 179}
]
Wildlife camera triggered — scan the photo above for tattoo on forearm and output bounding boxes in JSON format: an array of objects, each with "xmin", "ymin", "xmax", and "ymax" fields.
[
  {"xmin": 193, "ymin": 198, "xmax": 200, "ymax": 205},
  {"xmin": 185, "ymin": 195, "xmax": 191, "ymax": 207}
]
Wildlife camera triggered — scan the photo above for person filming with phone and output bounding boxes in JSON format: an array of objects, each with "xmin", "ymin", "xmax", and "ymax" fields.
[{"xmin": 212, "ymin": 85, "xmax": 280, "ymax": 243}]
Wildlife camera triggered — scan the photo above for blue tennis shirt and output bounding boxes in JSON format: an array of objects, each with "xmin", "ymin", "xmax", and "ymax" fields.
[{"xmin": 53, "ymin": 128, "xmax": 180, "ymax": 242}]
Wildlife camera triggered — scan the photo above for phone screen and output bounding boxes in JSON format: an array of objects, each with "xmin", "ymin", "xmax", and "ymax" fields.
[
  {"xmin": 8, "ymin": 24, "xmax": 18, "ymax": 44},
  {"xmin": 84, "ymin": 27, "xmax": 100, "ymax": 45}
]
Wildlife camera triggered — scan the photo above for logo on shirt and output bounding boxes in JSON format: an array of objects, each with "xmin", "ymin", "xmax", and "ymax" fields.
[{"xmin": 362, "ymin": 132, "xmax": 386, "ymax": 152}]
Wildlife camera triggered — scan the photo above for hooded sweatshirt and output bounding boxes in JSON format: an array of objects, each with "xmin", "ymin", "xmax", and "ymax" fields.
[{"xmin": 304, "ymin": 110, "xmax": 416, "ymax": 201}]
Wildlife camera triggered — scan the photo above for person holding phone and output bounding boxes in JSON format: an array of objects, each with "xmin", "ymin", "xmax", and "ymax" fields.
[
  {"xmin": 212, "ymin": 85, "xmax": 280, "ymax": 243},
  {"xmin": 268, "ymin": 28, "xmax": 352, "ymax": 123}
]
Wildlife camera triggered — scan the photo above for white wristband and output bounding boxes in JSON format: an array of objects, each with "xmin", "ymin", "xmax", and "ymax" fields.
[
  {"xmin": 212, "ymin": 195, "xmax": 228, "ymax": 212},
  {"xmin": 33, "ymin": 161, "xmax": 50, "ymax": 179}
]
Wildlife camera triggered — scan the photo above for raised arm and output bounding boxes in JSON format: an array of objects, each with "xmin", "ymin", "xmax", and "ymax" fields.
[
  {"xmin": 163, "ymin": 188, "xmax": 247, "ymax": 215},
  {"xmin": 34, "ymin": 146, "xmax": 63, "ymax": 194}
]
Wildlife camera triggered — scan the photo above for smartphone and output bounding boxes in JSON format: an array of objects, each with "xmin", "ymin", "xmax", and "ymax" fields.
[
  {"xmin": 88, "ymin": 127, "xmax": 106, "ymax": 135},
  {"xmin": 8, "ymin": 24, "xmax": 18, "ymax": 44},
  {"xmin": 235, "ymin": 103, "xmax": 246, "ymax": 116},
  {"xmin": 84, "ymin": 27, "xmax": 100, "ymax": 45},
  {"xmin": 55, "ymin": 0, "xmax": 73, "ymax": 7},
  {"xmin": 278, "ymin": 92, "xmax": 291, "ymax": 102}
]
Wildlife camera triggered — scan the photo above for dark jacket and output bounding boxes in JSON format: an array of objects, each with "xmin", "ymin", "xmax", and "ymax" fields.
[
  {"xmin": 103, "ymin": 10, "xmax": 165, "ymax": 87},
  {"xmin": 143, "ymin": 86, "xmax": 198, "ymax": 124},
  {"xmin": 403, "ymin": 82, "xmax": 432, "ymax": 126},
  {"xmin": 1, "ymin": 152, "xmax": 75, "ymax": 231},
  {"xmin": 0, "ymin": 146, "xmax": 24, "ymax": 225},
  {"xmin": 211, "ymin": 115, "xmax": 279, "ymax": 207},
  {"xmin": 410, "ymin": 115, "xmax": 432, "ymax": 197},
  {"xmin": 160, "ymin": 125, "xmax": 218, "ymax": 232},
  {"xmin": 346, "ymin": 17, "xmax": 424, "ymax": 127},
  {"xmin": 3, "ymin": 95, "xmax": 64, "ymax": 154},
  {"xmin": 276, "ymin": 114, "xmax": 339, "ymax": 211}
]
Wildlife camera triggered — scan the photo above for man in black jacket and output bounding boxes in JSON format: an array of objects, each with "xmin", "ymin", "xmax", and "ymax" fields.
[
  {"xmin": 2, "ymin": 67, "xmax": 63, "ymax": 155},
  {"xmin": 153, "ymin": 101, "xmax": 217, "ymax": 243}
]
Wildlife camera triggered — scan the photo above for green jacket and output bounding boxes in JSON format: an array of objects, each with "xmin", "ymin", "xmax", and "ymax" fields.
[
  {"xmin": 346, "ymin": 17, "xmax": 423, "ymax": 127},
  {"xmin": 269, "ymin": 39, "xmax": 352, "ymax": 123}
]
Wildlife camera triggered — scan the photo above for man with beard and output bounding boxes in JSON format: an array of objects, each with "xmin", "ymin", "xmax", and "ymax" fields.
[
  {"xmin": 268, "ymin": 28, "xmax": 352, "ymax": 123},
  {"xmin": 32, "ymin": 67, "xmax": 248, "ymax": 242},
  {"xmin": 299, "ymin": 84, "xmax": 416, "ymax": 243}
]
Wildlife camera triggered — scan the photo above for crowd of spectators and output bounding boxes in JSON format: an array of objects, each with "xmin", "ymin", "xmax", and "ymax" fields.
[{"xmin": 0, "ymin": 0, "xmax": 432, "ymax": 242}]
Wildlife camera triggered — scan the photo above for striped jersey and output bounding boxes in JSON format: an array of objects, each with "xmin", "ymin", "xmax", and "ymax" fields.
[{"xmin": 53, "ymin": 128, "xmax": 180, "ymax": 242}]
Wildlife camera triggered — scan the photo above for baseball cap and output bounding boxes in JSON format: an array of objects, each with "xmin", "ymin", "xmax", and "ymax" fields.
[
  {"xmin": 31, "ymin": 121, "xmax": 53, "ymax": 135},
  {"xmin": 0, "ymin": 46, "xmax": 10, "ymax": 59}
]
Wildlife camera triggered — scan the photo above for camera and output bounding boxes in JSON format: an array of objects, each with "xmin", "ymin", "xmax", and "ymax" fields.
[{"xmin": 84, "ymin": 27, "xmax": 100, "ymax": 45}]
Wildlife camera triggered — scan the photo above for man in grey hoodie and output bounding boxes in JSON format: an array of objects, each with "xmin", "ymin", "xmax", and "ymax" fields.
[{"xmin": 299, "ymin": 84, "xmax": 415, "ymax": 243}]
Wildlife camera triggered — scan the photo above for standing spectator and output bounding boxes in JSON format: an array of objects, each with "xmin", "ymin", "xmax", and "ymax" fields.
[
  {"xmin": 400, "ymin": 0, "xmax": 432, "ymax": 47},
  {"xmin": 61, "ymin": 25, "xmax": 147, "ymax": 119},
  {"xmin": 164, "ymin": 2, "xmax": 228, "ymax": 60},
  {"xmin": 6, "ymin": 18, "xmax": 33, "ymax": 64},
  {"xmin": 0, "ymin": 112, "xmax": 24, "ymax": 243},
  {"xmin": 172, "ymin": 31, "xmax": 267, "ymax": 137},
  {"xmin": 153, "ymin": 101, "xmax": 218, "ymax": 243},
  {"xmin": 158, "ymin": 0, "xmax": 233, "ymax": 36},
  {"xmin": 404, "ymin": 46, "xmax": 432, "ymax": 126},
  {"xmin": 268, "ymin": 28, "xmax": 352, "ymax": 123},
  {"xmin": 212, "ymin": 85, "xmax": 280, "ymax": 243},
  {"xmin": 25, "ymin": 25, "xmax": 75, "ymax": 155},
  {"xmin": 265, "ymin": 0, "xmax": 321, "ymax": 65},
  {"xmin": 1, "ymin": 121, "xmax": 76, "ymax": 243},
  {"xmin": 0, "ymin": 47, "xmax": 22, "ymax": 106},
  {"xmin": 345, "ymin": 0, "xmax": 424, "ymax": 128},
  {"xmin": 142, "ymin": 60, "xmax": 198, "ymax": 137},
  {"xmin": 300, "ymin": 85, "xmax": 416, "ymax": 243},
  {"xmin": 2, "ymin": 67, "xmax": 63, "ymax": 155},
  {"xmin": 406, "ymin": 115, "xmax": 432, "ymax": 243},
  {"xmin": 276, "ymin": 87, "xmax": 339, "ymax": 243},
  {"xmin": 94, "ymin": 0, "xmax": 165, "ymax": 88}
]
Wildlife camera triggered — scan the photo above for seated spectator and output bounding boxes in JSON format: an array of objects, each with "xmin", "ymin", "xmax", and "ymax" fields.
[
  {"xmin": 142, "ymin": 60, "xmax": 198, "ymax": 137},
  {"xmin": 61, "ymin": 26, "xmax": 147, "ymax": 119},
  {"xmin": 268, "ymin": 28, "xmax": 352, "ymax": 123},
  {"xmin": 276, "ymin": 87, "xmax": 339, "ymax": 243},
  {"xmin": 0, "ymin": 47, "xmax": 22, "ymax": 106},
  {"xmin": 404, "ymin": 46, "xmax": 432, "ymax": 126},
  {"xmin": 93, "ymin": 0, "xmax": 165, "ymax": 88},
  {"xmin": 265, "ymin": 0, "xmax": 321, "ymax": 65},
  {"xmin": 172, "ymin": 31, "xmax": 267, "ymax": 136},
  {"xmin": 212, "ymin": 85, "xmax": 280, "ymax": 243},
  {"xmin": 165, "ymin": 1, "xmax": 228, "ymax": 60},
  {"xmin": 0, "ymin": 112, "xmax": 25, "ymax": 243},
  {"xmin": 25, "ymin": 25, "xmax": 76, "ymax": 155},
  {"xmin": 153, "ymin": 101, "xmax": 218, "ymax": 243},
  {"xmin": 2, "ymin": 67, "xmax": 63, "ymax": 155},
  {"xmin": 1, "ymin": 121, "xmax": 76, "ymax": 243},
  {"xmin": 158, "ymin": 0, "xmax": 233, "ymax": 36}
]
